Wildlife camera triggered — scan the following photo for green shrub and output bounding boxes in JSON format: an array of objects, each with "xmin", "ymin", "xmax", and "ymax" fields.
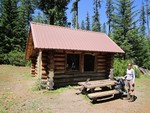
[
  {"xmin": 134, "ymin": 67, "xmax": 141, "ymax": 78},
  {"xmin": 113, "ymin": 59, "xmax": 129, "ymax": 77},
  {"xmin": 32, "ymin": 78, "xmax": 42, "ymax": 91},
  {"xmin": 113, "ymin": 59, "xmax": 141, "ymax": 78},
  {"xmin": 5, "ymin": 50, "xmax": 27, "ymax": 66}
]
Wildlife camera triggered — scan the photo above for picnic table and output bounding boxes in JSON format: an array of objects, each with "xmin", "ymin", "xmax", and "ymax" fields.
[{"xmin": 78, "ymin": 79, "xmax": 119, "ymax": 101}]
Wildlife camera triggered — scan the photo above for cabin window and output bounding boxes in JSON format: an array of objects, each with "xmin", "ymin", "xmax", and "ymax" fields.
[
  {"xmin": 67, "ymin": 54, "xmax": 80, "ymax": 72},
  {"xmin": 84, "ymin": 54, "xmax": 95, "ymax": 71}
]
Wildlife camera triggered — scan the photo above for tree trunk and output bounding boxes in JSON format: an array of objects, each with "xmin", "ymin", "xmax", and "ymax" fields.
[{"xmin": 49, "ymin": 14, "xmax": 54, "ymax": 25}]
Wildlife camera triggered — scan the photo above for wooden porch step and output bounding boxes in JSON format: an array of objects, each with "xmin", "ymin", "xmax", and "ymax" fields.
[{"xmin": 88, "ymin": 90, "xmax": 119, "ymax": 99}]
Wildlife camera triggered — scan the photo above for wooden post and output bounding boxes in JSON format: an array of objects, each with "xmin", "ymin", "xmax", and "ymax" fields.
[
  {"xmin": 37, "ymin": 50, "xmax": 42, "ymax": 79},
  {"xmin": 94, "ymin": 54, "xmax": 97, "ymax": 72},
  {"xmin": 47, "ymin": 51, "xmax": 54, "ymax": 89},
  {"xmin": 80, "ymin": 52, "xmax": 84, "ymax": 73}
]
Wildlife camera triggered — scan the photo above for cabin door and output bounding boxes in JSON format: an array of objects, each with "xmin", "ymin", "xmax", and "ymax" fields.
[{"xmin": 84, "ymin": 54, "xmax": 95, "ymax": 71}]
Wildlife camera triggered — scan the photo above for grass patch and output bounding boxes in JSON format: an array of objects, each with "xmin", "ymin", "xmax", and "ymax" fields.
[
  {"xmin": 0, "ymin": 110, "xmax": 7, "ymax": 113},
  {"xmin": 7, "ymin": 101, "xmax": 14, "ymax": 108},
  {"xmin": 22, "ymin": 73, "xmax": 32, "ymax": 80},
  {"xmin": 42, "ymin": 85, "xmax": 73, "ymax": 95}
]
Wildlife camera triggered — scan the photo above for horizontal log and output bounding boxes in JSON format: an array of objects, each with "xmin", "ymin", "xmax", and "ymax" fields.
[
  {"xmin": 42, "ymin": 63, "xmax": 49, "ymax": 66},
  {"xmin": 54, "ymin": 54, "xmax": 65, "ymax": 57},
  {"xmin": 42, "ymin": 53, "xmax": 48, "ymax": 56},
  {"xmin": 97, "ymin": 55, "xmax": 106, "ymax": 58},
  {"xmin": 31, "ymin": 70, "xmax": 35, "ymax": 72},
  {"xmin": 65, "ymin": 51, "xmax": 81, "ymax": 54},
  {"xmin": 42, "ymin": 57, "xmax": 49, "ymax": 61},
  {"xmin": 42, "ymin": 71, "xmax": 47, "ymax": 75},
  {"xmin": 31, "ymin": 68, "xmax": 35, "ymax": 70},
  {"xmin": 54, "ymin": 71, "xmax": 65, "ymax": 74},
  {"xmin": 97, "ymin": 67, "xmax": 106, "ymax": 69},
  {"xmin": 54, "ymin": 62, "xmax": 65, "ymax": 66},
  {"xmin": 97, "ymin": 59, "xmax": 106, "ymax": 62},
  {"xmin": 54, "ymin": 76, "xmax": 107, "ymax": 83},
  {"xmin": 41, "ymin": 76, "xmax": 48, "ymax": 79},
  {"xmin": 55, "ymin": 67, "xmax": 65, "ymax": 70},
  {"xmin": 54, "ymin": 58, "xmax": 65, "ymax": 61},
  {"xmin": 88, "ymin": 90, "xmax": 119, "ymax": 99},
  {"xmin": 97, "ymin": 61, "xmax": 107, "ymax": 63},
  {"xmin": 97, "ymin": 70, "xmax": 107, "ymax": 73},
  {"xmin": 55, "ymin": 50, "xmax": 64, "ymax": 53},
  {"xmin": 97, "ymin": 64, "xmax": 106, "ymax": 66},
  {"xmin": 54, "ymin": 73, "xmax": 106, "ymax": 79}
]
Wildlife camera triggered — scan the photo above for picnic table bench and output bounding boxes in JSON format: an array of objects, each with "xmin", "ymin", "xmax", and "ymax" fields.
[{"xmin": 78, "ymin": 79, "xmax": 120, "ymax": 101}]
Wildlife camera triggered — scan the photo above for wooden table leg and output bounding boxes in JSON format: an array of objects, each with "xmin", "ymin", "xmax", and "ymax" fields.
[
  {"xmin": 90, "ymin": 88, "xmax": 95, "ymax": 93},
  {"xmin": 81, "ymin": 87, "xmax": 87, "ymax": 94}
]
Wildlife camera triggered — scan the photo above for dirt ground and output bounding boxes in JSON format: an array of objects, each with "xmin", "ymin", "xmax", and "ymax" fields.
[{"xmin": 0, "ymin": 65, "xmax": 150, "ymax": 113}]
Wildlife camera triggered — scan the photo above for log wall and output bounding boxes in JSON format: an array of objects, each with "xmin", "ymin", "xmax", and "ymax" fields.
[
  {"xmin": 54, "ymin": 50, "xmax": 65, "ymax": 75},
  {"xmin": 41, "ymin": 51, "xmax": 50, "ymax": 80},
  {"xmin": 35, "ymin": 50, "xmax": 114, "ymax": 88},
  {"xmin": 53, "ymin": 51, "xmax": 114, "ymax": 88}
]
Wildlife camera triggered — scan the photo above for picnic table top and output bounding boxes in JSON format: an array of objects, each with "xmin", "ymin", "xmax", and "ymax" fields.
[{"xmin": 78, "ymin": 79, "xmax": 116, "ymax": 89}]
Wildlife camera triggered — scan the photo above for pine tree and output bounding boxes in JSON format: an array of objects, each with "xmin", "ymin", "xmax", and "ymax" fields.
[
  {"xmin": 16, "ymin": 0, "xmax": 34, "ymax": 51},
  {"xmin": 112, "ymin": 0, "xmax": 138, "ymax": 58},
  {"xmin": 80, "ymin": 20, "xmax": 85, "ymax": 30},
  {"xmin": 72, "ymin": 12, "xmax": 76, "ymax": 28},
  {"xmin": 145, "ymin": 0, "xmax": 150, "ymax": 37},
  {"xmin": 25, "ymin": 0, "xmax": 35, "ymax": 25},
  {"xmin": 85, "ymin": 12, "xmax": 90, "ymax": 30},
  {"xmin": 140, "ymin": 0, "xmax": 146, "ymax": 36},
  {"xmin": 92, "ymin": 0, "xmax": 101, "ymax": 32},
  {"xmin": 106, "ymin": 0, "xmax": 114, "ymax": 36},
  {"xmin": 126, "ymin": 29, "xmax": 150, "ymax": 68},
  {"xmin": 102, "ymin": 23, "xmax": 106, "ymax": 33},
  {"xmin": 1, "ymin": 0, "xmax": 18, "ymax": 53},
  {"xmin": 71, "ymin": 0, "xmax": 80, "ymax": 29},
  {"xmin": 37, "ymin": 0, "xmax": 70, "ymax": 26}
]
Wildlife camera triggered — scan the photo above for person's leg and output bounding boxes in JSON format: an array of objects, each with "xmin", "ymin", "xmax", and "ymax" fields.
[
  {"xmin": 128, "ymin": 81, "xmax": 135, "ymax": 102},
  {"xmin": 125, "ymin": 80, "xmax": 131, "ymax": 100}
]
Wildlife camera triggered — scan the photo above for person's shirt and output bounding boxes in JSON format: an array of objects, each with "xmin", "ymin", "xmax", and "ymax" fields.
[{"xmin": 125, "ymin": 69, "xmax": 135, "ymax": 82}]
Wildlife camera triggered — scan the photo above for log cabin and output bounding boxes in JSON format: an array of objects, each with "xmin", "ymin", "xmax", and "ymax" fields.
[{"xmin": 25, "ymin": 22, "xmax": 124, "ymax": 88}]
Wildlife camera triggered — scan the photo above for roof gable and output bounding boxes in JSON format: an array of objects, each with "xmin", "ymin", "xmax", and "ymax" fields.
[{"xmin": 26, "ymin": 22, "xmax": 124, "ymax": 59}]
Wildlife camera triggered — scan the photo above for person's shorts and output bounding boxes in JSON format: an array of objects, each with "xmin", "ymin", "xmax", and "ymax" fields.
[{"xmin": 125, "ymin": 80, "xmax": 135, "ymax": 92}]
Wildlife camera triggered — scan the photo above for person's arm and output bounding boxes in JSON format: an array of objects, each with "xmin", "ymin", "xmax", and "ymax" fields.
[{"xmin": 132, "ymin": 69, "xmax": 135, "ymax": 83}]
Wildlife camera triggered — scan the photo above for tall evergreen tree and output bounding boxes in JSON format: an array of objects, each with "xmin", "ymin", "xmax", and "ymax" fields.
[
  {"xmin": 72, "ymin": 12, "xmax": 76, "ymax": 28},
  {"xmin": 37, "ymin": 0, "xmax": 70, "ymax": 26},
  {"xmin": 112, "ymin": 0, "xmax": 138, "ymax": 58},
  {"xmin": 1, "ymin": 0, "xmax": 18, "ymax": 53},
  {"xmin": 102, "ymin": 23, "xmax": 106, "ymax": 33},
  {"xmin": 80, "ymin": 20, "xmax": 85, "ymax": 30},
  {"xmin": 145, "ymin": 0, "xmax": 150, "ymax": 37},
  {"xmin": 71, "ymin": 0, "xmax": 80, "ymax": 29},
  {"xmin": 126, "ymin": 29, "xmax": 150, "ymax": 68},
  {"xmin": 24, "ymin": 0, "xmax": 35, "ymax": 25},
  {"xmin": 92, "ymin": 0, "xmax": 101, "ymax": 32},
  {"xmin": 139, "ymin": 0, "xmax": 146, "ymax": 36},
  {"xmin": 0, "ymin": 0, "xmax": 19, "ymax": 63},
  {"xmin": 85, "ymin": 12, "xmax": 90, "ymax": 30},
  {"xmin": 16, "ymin": 0, "xmax": 35, "ymax": 51},
  {"xmin": 106, "ymin": 0, "xmax": 114, "ymax": 36}
]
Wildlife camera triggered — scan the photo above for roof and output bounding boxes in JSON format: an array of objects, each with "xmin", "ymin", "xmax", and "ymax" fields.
[{"xmin": 25, "ymin": 22, "xmax": 124, "ymax": 59}]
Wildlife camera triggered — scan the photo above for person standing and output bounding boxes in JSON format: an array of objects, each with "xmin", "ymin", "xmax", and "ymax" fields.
[{"xmin": 124, "ymin": 63, "xmax": 136, "ymax": 102}]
